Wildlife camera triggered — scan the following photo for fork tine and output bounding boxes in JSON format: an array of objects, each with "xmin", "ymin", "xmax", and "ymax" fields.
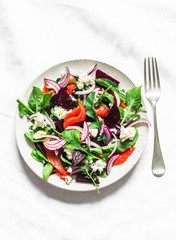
[
  {"xmin": 144, "ymin": 58, "xmax": 147, "ymax": 90},
  {"xmin": 154, "ymin": 58, "xmax": 160, "ymax": 89},
  {"xmin": 148, "ymin": 57, "xmax": 152, "ymax": 89},
  {"xmin": 152, "ymin": 57, "xmax": 156, "ymax": 88}
]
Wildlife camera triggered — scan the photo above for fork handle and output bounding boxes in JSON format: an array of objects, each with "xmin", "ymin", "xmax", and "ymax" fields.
[{"xmin": 152, "ymin": 102, "xmax": 165, "ymax": 177}]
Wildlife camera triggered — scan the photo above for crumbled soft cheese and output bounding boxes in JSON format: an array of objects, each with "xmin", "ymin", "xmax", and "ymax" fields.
[
  {"xmin": 33, "ymin": 130, "xmax": 47, "ymax": 139},
  {"xmin": 76, "ymin": 73, "xmax": 95, "ymax": 90},
  {"xmin": 120, "ymin": 125, "xmax": 136, "ymax": 142},
  {"xmin": 33, "ymin": 112, "xmax": 49, "ymax": 129},
  {"xmin": 70, "ymin": 95, "xmax": 77, "ymax": 101},
  {"xmin": 64, "ymin": 147, "xmax": 73, "ymax": 160},
  {"xmin": 67, "ymin": 166, "xmax": 73, "ymax": 174},
  {"xmin": 91, "ymin": 160, "xmax": 106, "ymax": 174},
  {"xmin": 64, "ymin": 175, "xmax": 72, "ymax": 185},
  {"xmin": 53, "ymin": 106, "xmax": 72, "ymax": 120},
  {"xmin": 88, "ymin": 122, "xmax": 99, "ymax": 138},
  {"xmin": 110, "ymin": 128, "xmax": 118, "ymax": 134}
]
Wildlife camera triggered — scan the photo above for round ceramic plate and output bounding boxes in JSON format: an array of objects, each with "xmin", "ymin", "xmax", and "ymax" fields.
[{"xmin": 15, "ymin": 59, "xmax": 149, "ymax": 192}]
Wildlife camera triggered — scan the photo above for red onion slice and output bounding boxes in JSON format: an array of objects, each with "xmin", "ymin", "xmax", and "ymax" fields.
[
  {"xmin": 90, "ymin": 141, "xmax": 102, "ymax": 148},
  {"xmin": 74, "ymin": 83, "xmax": 95, "ymax": 95},
  {"xmin": 98, "ymin": 116, "xmax": 105, "ymax": 136},
  {"xmin": 104, "ymin": 125, "xmax": 112, "ymax": 145},
  {"xmin": 44, "ymin": 139, "xmax": 66, "ymax": 151},
  {"xmin": 125, "ymin": 118, "xmax": 151, "ymax": 127},
  {"xmin": 65, "ymin": 126, "xmax": 83, "ymax": 132},
  {"xmin": 81, "ymin": 121, "xmax": 89, "ymax": 142},
  {"xmin": 44, "ymin": 78, "xmax": 61, "ymax": 93},
  {"xmin": 87, "ymin": 64, "xmax": 97, "ymax": 75},
  {"xmin": 69, "ymin": 166, "xmax": 86, "ymax": 175},
  {"xmin": 108, "ymin": 133, "xmax": 118, "ymax": 158},
  {"xmin": 58, "ymin": 66, "xmax": 71, "ymax": 88},
  {"xmin": 106, "ymin": 154, "xmax": 119, "ymax": 175},
  {"xmin": 114, "ymin": 90, "xmax": 120, "ymax": 106},
  {"xmin": 28, "ymin": 113, "xmax": 56, "ymax": 129}
]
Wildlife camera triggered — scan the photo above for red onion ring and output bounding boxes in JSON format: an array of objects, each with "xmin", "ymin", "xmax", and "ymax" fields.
[
  {"xmin": 81, "ymin": 121, "xmax": 89, "ymax": 142},
  {"xmin": 106, "ymin": 154, "xmax": 119, "ymax": 175},
  {"xmin": 90, "ymin": 141, "xmax": 102, "ymax": 148},
  {"xmin": 104, "ymin": 125, "xmax": 112, "ymax": 145},
  {"xmin": 58, "ymin": 66, "xmax": 71, "ymax": 88},
  {"xmin": 114, "ymin": 91, "xmax": 120, "ymax": 106},
  {"xmin": 74, "ymin": 83, "xmax": 95, "ymax": 95},
  {"xmin": 44, "ymin": 78, "xmax": 61, "ymax": 93},
  {"xmin": 125, "ymin": 118, "xmax": 151, "ymax": 128},
  {"xmin": 108, "ymin": 133, "xmax": 118, "ymax": 158},
  {"xmin": 87, "ymin": 64, "xmax": 97, "ymax": 75}
]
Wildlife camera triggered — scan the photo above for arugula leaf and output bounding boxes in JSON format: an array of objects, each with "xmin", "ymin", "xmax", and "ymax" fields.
[
  {"xmin": 95, "ymin": 78, "xmax": 126, "ymax": 103},
  {"xmin": 95, "ymin": 88, "xmax": 114, "ymax": 106},
  {"xmin": 31, "ymin": 149, "xmax": 49, "ymax": 162},
  {"xmin": 42, "ymin": 163, "xmax": 53, "ymax": 181},
  {"xmin": 80, "ymin": 165, "xmax": 100, "ymax": 194},
  {"xmin": 121, "ymin": 86, "xmax": 142, "ymax": 124},
  {"xmin": 102, "ymin": 129, "xmax": 138, "ymax": 153},
  {"xmin": 16, "ymin": 99, "xmax": 34, "ymax": 118},
  {"xmin": 60, "ymin": 155, "xmax": 72, "ymax": 166},
  {"xmin": 90, "ymin": 148, "xmax": 103, "ymax": 156}
]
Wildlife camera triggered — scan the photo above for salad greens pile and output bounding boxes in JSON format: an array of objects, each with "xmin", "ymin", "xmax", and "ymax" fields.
[{"xmin": 17, "ymin": 64, "xmax": 148, "ymax": 193}]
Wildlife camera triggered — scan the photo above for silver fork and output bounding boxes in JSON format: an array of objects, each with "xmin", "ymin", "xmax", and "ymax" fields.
[{"xmin": 144, "ymin": 57, "xmax": 165, "ymax": 177}]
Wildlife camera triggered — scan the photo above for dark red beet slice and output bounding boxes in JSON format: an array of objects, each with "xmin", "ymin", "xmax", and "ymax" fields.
[
  {"xmin": 50, "ymin": 88, "xmax": 76, "ymax": 109},
  {"xmin": 34, "ymin": 142, "xmax": 46, "ymax": 157},
  {"xmin": 72, "ymin": 150, "xmax": 86, "ymax": 166},
  {"xmin": 55, "ymin": 120, "xmax": 64, "ymax": 133},
  {"xmin": 96, "ymin": 69, "xmax": 120, "ymax": 85},
  {"xmin": 76, "ymin": 170, "xmax": 100, "ymax": 184},
  {"xmin": 44, "ymin": 107, "xmax": 52, "ymax": 116},
  {"xmin": 104, "ymin": 104, "xmax": 120, "ymax": 128}
]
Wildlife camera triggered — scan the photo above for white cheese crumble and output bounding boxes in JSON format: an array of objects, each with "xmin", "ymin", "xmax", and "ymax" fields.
[
  {"xmin": 88, "ymin": 122, "xmax": 98, "ymax": 138},
  {"xmin": 64, "ymin": 147, "xmax": 73, "ymax": 160},
  {"xmin": 33, "ymin": 112, "xmax": 49, "ymax": 129},
  {"xmin": 64, "ymin": 175, "xmax": 72, "ymax": 185},
  {"xmin": 91, "ymin": 160, "xmax": 106, "ymax": 174},
  {"xmin": 76, "ymin": 73, "xmax": 95, "ymax": 90},
  {"xmin": 33, "ymin": 130, "xmax": 47, "ymax": 139},
  {"xmin": 53, "ymin": 106, "xmax": 72, "ymax": 120},
  {"xmin": 120, "ymin": 125, "xmax": 136, "ymax": 142},
  {"xmin": 67, "ymin": 166, "xmax": 73, "ymax": 174},
  {"xmin": 70, "ymin": 95, "xmax": 77, "ymax": 101}
]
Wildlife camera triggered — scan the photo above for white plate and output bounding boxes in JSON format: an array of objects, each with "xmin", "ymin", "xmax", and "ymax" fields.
[{"xmin": 15, "ymin": 59, "xmax": 149, "ymax": 192}]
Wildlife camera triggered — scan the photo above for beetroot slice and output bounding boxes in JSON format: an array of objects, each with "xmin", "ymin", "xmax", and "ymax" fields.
[
  {"xmin": 55, "ymin": 120, "xmax": 64, "ymax": 133},
  {"xmin": 96, "ymin": 69, "xmax": 120, "ymax": 85},
  {"xmin": 72, "ymin": 150, "xmax": 86, "ymax": 166},
  {"xmin": 50, "ymin": 88, "xmax": 76, "ymax": 109},
  {"xmin": 34, "ymin": 142, "xmax": 46, "ymax": 157},
  {"xmin": 104, "ymin": 104, "xmax": 120, "ymax": 128}
]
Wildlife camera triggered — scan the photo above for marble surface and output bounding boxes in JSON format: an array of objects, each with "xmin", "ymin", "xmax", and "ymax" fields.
[{"xmin": 1, "ymin": 0, "xmax": 176, "ymax": 239}]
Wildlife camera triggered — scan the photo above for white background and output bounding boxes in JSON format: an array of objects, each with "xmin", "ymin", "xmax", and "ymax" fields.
[{"xmin": 1, "ymin": 0, "xmax": 176, "ymax": 240}]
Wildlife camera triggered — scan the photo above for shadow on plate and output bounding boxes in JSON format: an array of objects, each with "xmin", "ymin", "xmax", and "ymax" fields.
[{"xmin": 17, "ymin": 148, "xmax": 138, "ymax": 204}]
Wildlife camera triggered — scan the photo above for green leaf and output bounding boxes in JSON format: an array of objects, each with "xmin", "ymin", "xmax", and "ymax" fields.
[
  {"xmin": 90, "ymin": 148, "xmax": 103, "ymax": 156},
  {"xmin": 102, "ymin": 129, "xmax": 138, "ymax": 153},
  {"xmin": 43, "ymin": 163, "xmax": 53, "ymax": 181},
  {"xmin": 28, "ymin": 86, "xmax": 43, "ymax": 112},
  {"xmin": 85, "ymin": 92, "xmax": 101, "ymax": 129},
  {"xmin": 95, "ymin": 78, "xmax": 126, "ymax": 103},
  {"xmin": 95, "ymin": 87, "xmax": 114, "ymax": 106},
  {"xmin": 62, "ymin": 130, "xmax": 81, "ymax": 144},
  {"xmin": 97, "ymin": 169, "xmax": 108, "ymax": 178},
  {"xmin": 121, "ymin": 86, "xmax": 142, "ymax": 124},
  {"xmin": 60, "ymin": 155, "xmax": 72, "ymax": 166},
  {"xmin": 118, "ymin": 106, "xmax": 124, "ymax": 118},
  {"xmin": 16, "ymin": 99, "xmax": 34, "ymax": 118},
  {"xmin": 24, "ymin": 132, "xmax": 44, "ymax": 142},
  {"xmin": 42, "ymin": 92, "xmax": 52, "ymax": 108},
  {"xmin": 31, "ymin": 149, "xmax": 49, "ymax": 162}
]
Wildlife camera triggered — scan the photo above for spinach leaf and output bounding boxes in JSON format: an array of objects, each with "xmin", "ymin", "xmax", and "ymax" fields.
[
  {"xmin": 28, "ymin": 86, "xmax": 43, "ymax": 112},
  {"xmin": 102, "ymin": 129, "xmax": 138, "ymax": 153},
  {"xmin": 42, "ymin": 92, "xmax": 52, "ymax": 108},
  {"xmin": 85, "ymin": 92, "xmax": 101, "ymax": 129},
  {"xmin": 90, "ymin": 148, "xmax": 103, "ymax": 156},
  {"xmin": 97, "ymin": 169, "xmax": 107, "ymax": 178},
  {"xmin": 121, "ymin": 86, "xmax": 142, "ymax": 124},
  {"xmin": 16, "ymin": 99, "xmax": 34, "ymax": 118},
  {"xmin": 42, "ymin": 163, "xmax": 53, "ymax": 181},
  {"xmin": 31, "ymin": 149, "xmax": 49, "ymax": 162}
]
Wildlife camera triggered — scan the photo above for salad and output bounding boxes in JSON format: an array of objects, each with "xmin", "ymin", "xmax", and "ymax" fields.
[{"xmin": 17, "ymin": 64, "xmax": 150, "ymax": 193}]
